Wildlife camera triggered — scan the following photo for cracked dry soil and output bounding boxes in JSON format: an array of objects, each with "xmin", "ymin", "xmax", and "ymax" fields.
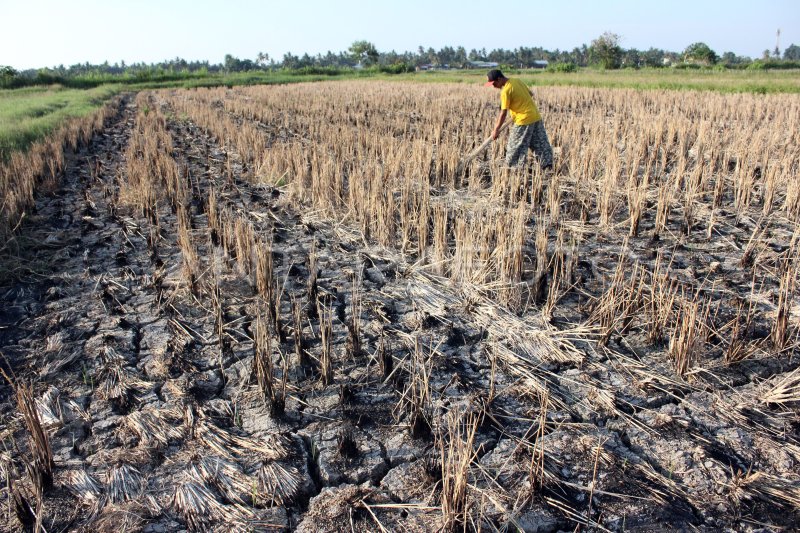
[{"xmin": 1, "ymin": 89, "xmax": 799, "ymax": 532}]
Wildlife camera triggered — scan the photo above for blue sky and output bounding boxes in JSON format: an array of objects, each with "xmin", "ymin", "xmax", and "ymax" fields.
[{"xmin": 2, "ymin": 0, "xmax": 798, "ymax": 69}]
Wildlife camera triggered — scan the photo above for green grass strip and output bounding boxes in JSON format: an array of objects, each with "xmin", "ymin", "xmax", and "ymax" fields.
[
  {"xmin": 0, "ymin": 84, "xmax": 121, "ymax": 161},
  {"xmin": 386, "ymin": 67, "xmax": 800, "ymax": 94}
]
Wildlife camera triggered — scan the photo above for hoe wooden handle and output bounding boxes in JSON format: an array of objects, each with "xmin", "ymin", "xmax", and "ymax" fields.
[
  {"xmin": 472, "ymin": 121, "xmax": 511, "ymax": 157},
  {"xmin": 456, "ymin": 121, "xmax": 511, "ymax": 173}
]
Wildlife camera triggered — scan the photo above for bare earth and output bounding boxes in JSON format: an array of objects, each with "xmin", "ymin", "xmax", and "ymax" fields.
[{"xmin": 1, "ymin": 87, "xmax": 799, "ymax": 532}]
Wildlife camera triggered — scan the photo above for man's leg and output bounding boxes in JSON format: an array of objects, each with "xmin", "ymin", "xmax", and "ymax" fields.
[
  {"xmin": 505, "ymin": 124, "xmax": 533, "ymax": 168},
  {"xmin": 529, "ymin": 120, "xmax": 553, "ymax": 170}
]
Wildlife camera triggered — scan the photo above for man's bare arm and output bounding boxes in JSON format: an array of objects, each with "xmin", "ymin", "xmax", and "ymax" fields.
[{"xmin": 492, "ymin": 109, "xmax": 508, "ymax": 140}]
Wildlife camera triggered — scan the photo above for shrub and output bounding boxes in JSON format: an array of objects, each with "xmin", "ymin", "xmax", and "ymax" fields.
[
  {"xmin": 590, "ymin": 32, "xmax": 623, "ymax": 69},
  {"xmin": 0, "ymin": 66, "xmax": 22, "ymax": 89},
  {"xmin": 285, "ymin": 66, "xmax": 347, "ymax": 76},
  {"xmin": 683, "ymin": 42, "xmax": 718, "ymax": 65},
  {"xmin": 546, "ymin": 62, "xmax": 578, "ymax": 73},
  {"xmin": 376, "ymin": 63, "xmax": 415, "ymax": 74},
  {"xmin": 673, "ymin": 63, "xmax": 704, "ymax": 70},
  {"xmin": 747, "ymin": 60, "xmax": 800, "ymax": 70}
]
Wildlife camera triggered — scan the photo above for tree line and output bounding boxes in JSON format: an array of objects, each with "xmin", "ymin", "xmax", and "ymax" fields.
[{"xmin": 3, "ymin": 34, "xmax": 800, "ymax": 88}]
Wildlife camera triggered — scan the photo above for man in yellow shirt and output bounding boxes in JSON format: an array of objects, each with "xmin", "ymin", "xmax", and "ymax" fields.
[{"xmin": 486, "ymin": 69, "xmax": 553, "ymax": 171}]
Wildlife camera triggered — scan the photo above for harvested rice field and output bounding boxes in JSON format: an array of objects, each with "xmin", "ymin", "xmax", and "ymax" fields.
[{"xmin": 1, "ymin": 80, "xmax": 800, "ymax": 531}]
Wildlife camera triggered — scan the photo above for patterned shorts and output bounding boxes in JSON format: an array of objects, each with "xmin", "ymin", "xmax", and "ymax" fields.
[{"xmin": 505, "ymin": 120, "xmax": 553, "ymax": 170}]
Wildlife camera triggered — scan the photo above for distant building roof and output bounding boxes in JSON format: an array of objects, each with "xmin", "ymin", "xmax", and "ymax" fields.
[{"xmin": 467, "ymin": 61, "xmax": 499, "ymax": 68}]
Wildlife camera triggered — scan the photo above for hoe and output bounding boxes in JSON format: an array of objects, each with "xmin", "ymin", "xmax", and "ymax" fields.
[{"xmin": 455, "ymin": 120, "xmax": 510, "ymax": 176}]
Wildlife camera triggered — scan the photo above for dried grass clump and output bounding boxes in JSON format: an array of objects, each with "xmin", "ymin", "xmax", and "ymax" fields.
[
  {"xmin": 177, "ymin": 205, "xmax": 199, "ymax": 292},
  {"xmin": 253, "ymin": 305, "xmax": 286, "ymax": 415},
  {"xmin": 252, "ymin": 307, "xmax": 274, "ymax": 394},
  {"xmin": 106, "ymin": 463, "xmax": 145, "ymax": 503},
  {"xmin": 668, "ymin": 295, "xmax": 710, "ymax": 378},
  {"xmin": 438, "ymin": 408, "xmax": 479, "ymax": 530},
  {"xmin": 34, "ymin": 385, "xmax": 63, "ymax": 429},
  {"xmin": 254, "ymin": 237, "xmax": 275, "ymax": 299},
  {"xmin": 346, "ymin": 275, "xmax": 363, "ymax": 359},
  {"xmin": 376, "ymin": 332, "xmax": 393, "ymax": 381},
  {"xmin": 64, "ymin": 468, "xmax": 103, "ymax": 504},
  {"xmin": 286, "ymin": 299, "xmax": 309, "ymax": 387},
  {"xmin": 96, "ymin": 347, "xmax": 150, "ymax": 406},
  {"xmin": 528, "ymin": 390, "xmax": 550, "ymax": 490},
  {"xmin": 91, "ymin": 504, "xmax": 148, "ymax": 532},
  {"xmin": 729, "ymin": 469, "xmax": 800, "ymax": 510},
  {"xmin": 589, "ymin": 254, "xmax": 645, "ymax": 345},
  {"xmin": 172, "ymin": 480, "xmax": 252, "ymax": 531},
  {"xmin": 188, "ymin": 454, "xmax": 252, "ymax": 505},
  {"xmin": 645, "ymin": 255, "xmax": 680, "ymax": 346},
  {"xmin": 256, "ymin": 462, "xmax": 302, "ymax": 506},
  {"xmin": 318, "ymin": 301, "xmax": 334, "ymax": 387},
  {"xmin": 761, "ymin": 367, "xmax": 800, "ymax": 405},
  {"xmin": 724, "ymin": 298, "xmax": 758, "ymax": 365},
  {"xmin": 772, "ymin": 256, "xmax": 797, "ymax": 352},
  {"xmin": 124, "ymin": 405, "xmax": 185, "ymax": 447},
  {"xmin": 16, "ymin": 382, "xmax": 54, "ymax": 491},
  {"xmin": 405, "ymin": 337, "xmax": 433, "ymax": 440},
  {"xmin": 197, "ymin": 418, "xmax": 288, "ymax": 462}
]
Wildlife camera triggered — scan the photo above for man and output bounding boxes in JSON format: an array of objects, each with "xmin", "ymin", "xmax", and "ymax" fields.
[{"xmin": 486, "ymin": 69, "xmax": 553, "ymax": 171}]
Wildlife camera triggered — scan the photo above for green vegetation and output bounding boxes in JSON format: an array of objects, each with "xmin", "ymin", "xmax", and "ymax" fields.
[
  {"xmin": 589, "ymin": 32, "xmax": 623, "ymax": 69},
  {"xmin": 348, "ymin": 40, "xmax": 380, "ymax": 66},
  {"xmin": 5, "ymin": 37, "xmax": 800, "ymax": 92},
  {"xmin": 546, "ymin": 62, "xmax": 578, "ymax": 73},
  {"xmin": 0, "ymin": 84, "xmax": 120, "ymax": 160},
  {"xmin": 528, "ymin": 68, "xmax": 800, "ymax": 93},
  {"xmin": 683, "ymin": 42, "xmax": 718, "ymax": 65},
  {"xmin": 0, "ymin": 64, "xmax": 417, "ymax": 91},
  {"xmin": 390, "ymin": 67, "xmax": 800, "ymax": 94}
]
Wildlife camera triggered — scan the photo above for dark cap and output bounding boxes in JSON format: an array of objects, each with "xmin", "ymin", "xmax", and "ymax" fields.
[{"xmin": 484, "ymin": 69, "xmax": 504, "ymax": 86}]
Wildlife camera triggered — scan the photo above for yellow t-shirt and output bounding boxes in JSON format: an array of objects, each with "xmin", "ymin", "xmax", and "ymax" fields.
[{"xmin": 500, "ymin": 78, "xmax": 541, "ymax": 126}]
